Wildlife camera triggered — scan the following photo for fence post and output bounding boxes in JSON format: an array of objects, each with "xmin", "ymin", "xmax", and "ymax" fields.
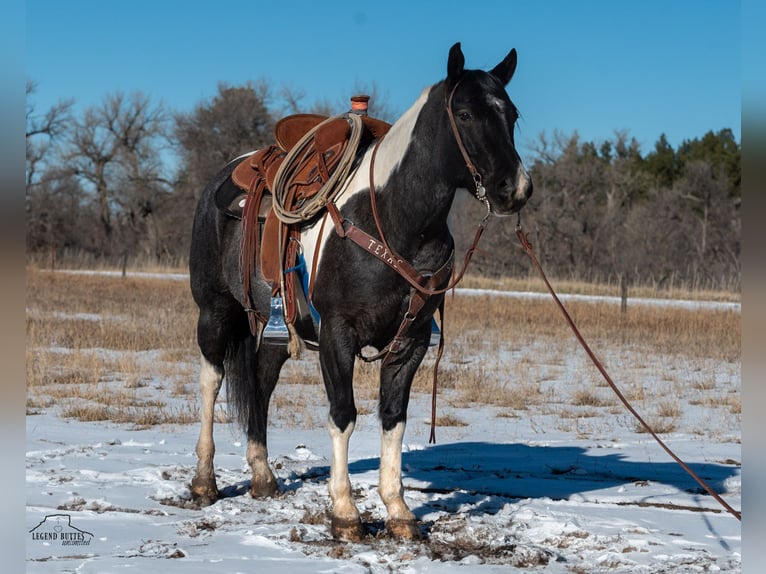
[{"xmin": 620, "ymin": 273, "xmax": 628, "ymax": 314}]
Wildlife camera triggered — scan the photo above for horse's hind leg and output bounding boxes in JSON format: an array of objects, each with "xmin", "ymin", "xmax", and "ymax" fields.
[
  {"xmin": 190, "ymin": 309, "xmax": 229, "ymax": 505},
  {"xmin": 191, "ymin": 356, "xmax": 223, "ymax": 504},
  {"xmin": 245, "ymin": 343, "xmax": 289, "ymax": 498}
]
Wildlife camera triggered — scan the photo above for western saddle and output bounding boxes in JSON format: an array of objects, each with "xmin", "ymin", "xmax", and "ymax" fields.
[{"xmin": 216, "ymin": 96, "xmax": 391, "ymax": 346}]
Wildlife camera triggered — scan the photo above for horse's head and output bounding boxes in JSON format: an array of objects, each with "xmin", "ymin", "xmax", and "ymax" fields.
[{"xmin": 444, "ymin": 42, "xmax": 533, "ymax": 216}]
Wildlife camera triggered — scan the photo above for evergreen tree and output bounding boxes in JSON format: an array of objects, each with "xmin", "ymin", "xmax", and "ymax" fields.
[{"xmin": 644, "ymin": 133, "xmax": 677, "ymax": 189}]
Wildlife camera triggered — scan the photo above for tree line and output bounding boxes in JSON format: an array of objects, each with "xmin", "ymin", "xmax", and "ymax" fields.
[
  {"xmin": 451, "ymin": 127, "xmax": 740, "ymax": 291},
  {"xmin": 25, "ymin": 81, "xmax": 740, "ymax": 291}
]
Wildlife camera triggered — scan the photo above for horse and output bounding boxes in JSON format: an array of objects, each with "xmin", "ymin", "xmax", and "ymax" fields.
[{"xmin": 188, "ymin": 42, "xmax": 533, "ymax": 542}]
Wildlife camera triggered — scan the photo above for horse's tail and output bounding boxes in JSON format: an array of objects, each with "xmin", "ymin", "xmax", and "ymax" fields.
[{"xmin": 224, "ymin": 332, "xmax": 260, "ymax": 433}]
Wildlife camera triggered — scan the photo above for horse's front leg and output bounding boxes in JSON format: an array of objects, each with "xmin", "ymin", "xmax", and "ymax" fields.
[
  {"xmin": 378, "ymin": 331, "xmax": 429, "ymax": 540},
  {"xmin": 319, "ymin": 319, "xmax": 364, "ymax": 541}
]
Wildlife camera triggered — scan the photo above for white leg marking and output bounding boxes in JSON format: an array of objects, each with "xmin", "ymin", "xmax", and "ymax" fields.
[
  {"xmin": 246, "ymin": 440, "xmax": 268, "ymax": 473},
  {"xmin": 379, "ymin": 422, "xmax": 415, "ymax": 522},
  {"xmin": 328, "ymin": 418, "xmax": 359, "ymax": 521},
  {"xmin": 192, "ymin": 356, "xmax": 223, "ymax": 498}
]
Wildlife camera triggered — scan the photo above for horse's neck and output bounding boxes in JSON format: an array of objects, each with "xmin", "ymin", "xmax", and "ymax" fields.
[{"xmin": 371, "ymin": 88, "xmax": 455, "ymax": 242}]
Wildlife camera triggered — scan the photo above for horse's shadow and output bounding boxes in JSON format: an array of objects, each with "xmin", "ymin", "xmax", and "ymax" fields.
[
  {"xmin": 212, "ymin": 440, "xmax": 738, "ymax": 549},
  {"xmin": 295, "ymin": 441, "xmax": 739, "ymax": 519}
]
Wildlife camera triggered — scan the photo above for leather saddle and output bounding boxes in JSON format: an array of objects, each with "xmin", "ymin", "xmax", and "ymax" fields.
[{"xmin": 214, "ymin": 102, "xmax": 390, "ymax": 331}]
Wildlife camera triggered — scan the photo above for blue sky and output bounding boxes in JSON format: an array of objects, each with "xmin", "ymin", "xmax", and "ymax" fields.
[{"xmin": 26, "ymin": 0, "xmax": 741, "ymax": 159}]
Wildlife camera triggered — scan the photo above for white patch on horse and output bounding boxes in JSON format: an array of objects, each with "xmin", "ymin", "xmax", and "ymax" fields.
[
  {"xmin": 298, "ymin": 88, "xmax": 431, "ymax": 298},
  {"xmin": 327, "ymin": 418, "xmax": 359, "ymax": 522},
  {"xmin": 193, "ymin": 355, "xmax": 223, "ymax": 490},
  {"xmin": 379, "ymin": 422, "xmax": 415, "ymax": 522},
  {"xmin": 487, "ymin": 95, "xmax": 506, "ymax": 113}
]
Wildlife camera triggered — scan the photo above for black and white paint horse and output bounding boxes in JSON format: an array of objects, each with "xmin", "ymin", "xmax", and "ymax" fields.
[{"xmin": 189, "ymin": 42, "xmax": 533, "ymax": 541}]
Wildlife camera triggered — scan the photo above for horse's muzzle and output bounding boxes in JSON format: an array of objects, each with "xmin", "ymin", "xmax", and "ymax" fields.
[{"xmin": 492, "ymin": 169, "xmax": 533, "ymax": 215}]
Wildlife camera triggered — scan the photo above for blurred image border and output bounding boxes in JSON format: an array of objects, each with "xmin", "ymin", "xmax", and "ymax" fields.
[
  {"xmin": 2, "ymin": 0, "xmax": 27, "ymax": 570},
  {"xmin": 12, "ymin": 0, "xmax": 758, "ymax": 571}
]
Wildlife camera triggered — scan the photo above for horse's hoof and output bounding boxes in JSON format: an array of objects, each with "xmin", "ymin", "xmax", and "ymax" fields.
[
  {"xmin": 386, "ymin": 518, "xmax": 422, "ymax": 540},
  {"xmin": 249, "ymin": 478, "xmax": 279, "ymax": 499},
  {"xmin": 190, "ymin": 476, "xmax": 219, "ymax": 506},
  {"xmin": 331, "ymin": 516, "xmax": 365, "ymax": 542}
]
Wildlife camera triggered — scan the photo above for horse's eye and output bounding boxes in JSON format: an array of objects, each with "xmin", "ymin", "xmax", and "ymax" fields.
[{"xmin": 457, "ymin": 111, "xmax": 471, "ymax": 121}]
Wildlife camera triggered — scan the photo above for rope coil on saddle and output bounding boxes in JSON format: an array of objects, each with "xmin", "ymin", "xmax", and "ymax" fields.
[{"xmin": 271, "ymin": 113, "xmax": 364, "ymax": 225}]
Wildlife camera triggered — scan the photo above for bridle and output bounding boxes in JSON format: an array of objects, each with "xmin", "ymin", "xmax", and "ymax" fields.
[{"xmin": 446, "ymin": 78, "xmax": 492, "ymax": 218}]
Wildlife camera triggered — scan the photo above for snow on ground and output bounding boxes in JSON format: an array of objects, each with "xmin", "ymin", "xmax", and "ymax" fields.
[
  {"xmin": 456, "ymin": 287, "xmax": 741, "ymax": 313},
  {"xmin": 26, "ymin": 396, "xmax": 741, "ymax": 572},
  {"xmin": 26, "ymin": 280, "xmax": 741, "ymax": 572}
]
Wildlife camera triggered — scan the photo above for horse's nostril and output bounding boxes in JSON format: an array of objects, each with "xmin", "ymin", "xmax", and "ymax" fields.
[
  {"xmin": 503, "ymin": 177, "xmax": 530, "ymax": 199},
  {"xmin": 525, "ymin": 179, "xmax": 533, "ymax": 198},
  {"xmin": 514, "ymin": 172, "xmax": 532, "ymax": 199}
]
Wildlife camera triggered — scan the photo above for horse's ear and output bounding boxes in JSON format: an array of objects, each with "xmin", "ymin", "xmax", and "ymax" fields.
[
  {"xmin": 446, "ymin": 42, "xmax": 465, "ymax": 91},
  {"xmin": 490, "ymin": 48, "xmax": 518, "ymax": 86}
]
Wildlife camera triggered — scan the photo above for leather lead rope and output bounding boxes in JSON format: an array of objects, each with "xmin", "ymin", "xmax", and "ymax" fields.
[
  {"xmin": 515, "ymin": 222, "xmax": 741, "ymax": 522},
  {"xmin": 429, "ymin": 299, "xmax": 446, "ymax": 444}
]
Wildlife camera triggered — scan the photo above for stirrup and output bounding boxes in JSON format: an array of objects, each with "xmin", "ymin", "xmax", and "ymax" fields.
[
  {"xmin": 262, "ymin": 296, "xmax": 289, "ymax": 344},
  {"xmin": 429, "ymin": 318, "xmax": 441, "ymax": 347}
]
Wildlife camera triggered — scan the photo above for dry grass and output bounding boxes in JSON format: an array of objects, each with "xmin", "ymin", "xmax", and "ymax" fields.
[
  {"xmin": 26, "ymin": 268, "xmax": 199, "ymax": 428},
  {"xmin": 26, "ymin": 267, "xmax": 740, "ymax": 435},
  {"xmin": 442, "ymin": 292, "xmax": 740, "ymax": 363},
  {"xmin": 435, "ymin": 413, "xmax": 468, "ymax": 427},
  {"xmin": 432, "ymin": 289, "xmax": 738, "ymax": 436},
  {"xmin": 571, "ymin": 387, "xmax": 617, "ymax": 408},
  {"xmin": 26, "ymin": 270, "xmax": 196, "ymax": 352}
]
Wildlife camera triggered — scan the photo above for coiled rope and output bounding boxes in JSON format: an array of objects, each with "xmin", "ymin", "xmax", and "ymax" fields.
[{"xmin": 271, "ymin": 113, "xmax": 364, "ymax": 224}]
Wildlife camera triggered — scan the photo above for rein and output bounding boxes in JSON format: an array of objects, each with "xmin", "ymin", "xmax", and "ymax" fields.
[
  {"xmin": 448, "ymin": 80, "xmax": 739, "ymax": 521},
  {"xmin": 515, "ymin": 221, "xmax": 742, "ymax": 522}
]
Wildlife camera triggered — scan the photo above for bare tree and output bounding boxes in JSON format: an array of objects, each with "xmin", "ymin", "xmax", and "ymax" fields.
[
  {"xmin": 62, "ymin": 91, "xmax": 169, "ymax": 255},
  {"xmin": 521, "ymin": 129, "xmax": 741, "ymax": 290},
  {"xmin": 174, "ymin": 81, "xmax": 275, "ymax": 201},
  {"xmin": 25, "ymin": 74, "xmax": 739, "ymax": 287},
  {"xmin": 675, "ymin": 160, "xmax": 737, "ymax": 286},
  {"xmin": 26, "ymin": 80, "xmax": 73, "ymax": 189},
  {"xmin": 26, "ymin": 81, "xmax": 76, "ymax": 261},
  {"xmin": 523, "ymin": 131, "xmax": 610, "ymax": 280},
  {"xmin": 26, "ymin": 172, "xmax": 98, "ymax": 258}
]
